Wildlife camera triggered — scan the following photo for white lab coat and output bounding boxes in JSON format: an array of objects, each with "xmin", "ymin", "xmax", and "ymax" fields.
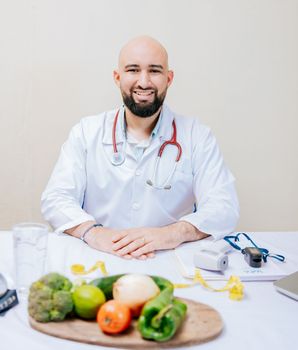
[{"xmin": 41, "ymin": 105, "xmax": 239, "ymax": 240}]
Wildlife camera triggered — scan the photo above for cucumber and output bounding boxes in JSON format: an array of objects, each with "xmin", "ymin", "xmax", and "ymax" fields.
[{"xmin": 89, "ymin": 274, "xmax": 124, "ymax": 300}]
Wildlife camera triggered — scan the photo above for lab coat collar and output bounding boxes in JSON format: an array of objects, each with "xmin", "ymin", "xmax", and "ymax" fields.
[
  {"xmin": 102, "ymin": 106, "xmax": 126, "ymax": 145},
  {"xmin": 102, "ymin": 104, "xmax": 174, "ymax": 145},
  {"xmin": 158, "ymin": 104, "xmax": 174, "ymax": 141}
]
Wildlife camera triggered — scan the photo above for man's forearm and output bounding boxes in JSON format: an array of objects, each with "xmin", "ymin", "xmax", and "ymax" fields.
[
  {"xmin": 165, "ymin": 221, "xmax": 209, "ymax": 245},
  {"xmin": 64, "ymin": 220, "xmax": 97, "ymax": 239}
]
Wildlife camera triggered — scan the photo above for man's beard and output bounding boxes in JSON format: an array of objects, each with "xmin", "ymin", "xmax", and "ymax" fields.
[{"xmin": 122, "ymin": 88, "xmax": 167, "ymax": 118}]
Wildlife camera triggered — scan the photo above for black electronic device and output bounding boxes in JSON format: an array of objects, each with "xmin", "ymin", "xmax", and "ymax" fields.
[
  {"xmin": 242, "ymin": 247, "xmax": 262, "ymax": 268},
  {"xmin": 0, "ymin": 289, "xmax": 18, "ymax": 316},
  {"xmin": 0, "ymin": 273, "xmax": 19, "ymax": 316}
]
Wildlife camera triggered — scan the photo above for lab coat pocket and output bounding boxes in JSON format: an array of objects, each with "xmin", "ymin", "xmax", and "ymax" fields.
[
  {"xmin": 174, "ymin": 158, "xmax": 193, "ymax": 176},
  {"xmin": 146, "ymin": 158, "xmax": 194, "ymax": 218}
]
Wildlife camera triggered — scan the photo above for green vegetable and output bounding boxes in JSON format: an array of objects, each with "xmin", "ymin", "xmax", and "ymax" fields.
[
  {"xmin": 150, "ymin": 275, "xmax": 174, "ymax": 291},
  {"xmin": 28, "ymin": 272, "xmax": 74, "ymax": 322},
  {"xmin": 89, "ymin": 274, "xmax": 124, "ymax": 300},
  {"xmin": 138, "ymin": 287, "xmax": 187, "ymax": 342}
]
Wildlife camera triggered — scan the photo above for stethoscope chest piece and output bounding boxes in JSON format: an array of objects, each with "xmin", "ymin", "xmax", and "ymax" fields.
[{"xmin": 111, "ymin": 152, "xmax": 125, "ymax": 166}]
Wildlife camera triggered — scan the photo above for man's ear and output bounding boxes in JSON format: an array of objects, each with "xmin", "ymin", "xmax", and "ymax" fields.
[
  {"xmin": 113, "ymin": 70, "xmax": 120, "ymax": 87},
  {"xmin": 167, "ymin": 70, "xmax": 174, "ymax": 87}
]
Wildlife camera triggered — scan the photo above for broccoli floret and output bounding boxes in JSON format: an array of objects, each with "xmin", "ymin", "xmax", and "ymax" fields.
[{"xmin": 28, "ymin": 273, "xmax": 73, "ymax": 322}]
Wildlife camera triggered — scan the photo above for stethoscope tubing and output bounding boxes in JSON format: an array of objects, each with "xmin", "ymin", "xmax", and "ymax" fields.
[
  {"xmin": 112, "ymin": 109, "xmax": 121, "ymax": 154},
  {"xmin": 111, "ymin": 109, "xmax": 182, "ymax": 189}
]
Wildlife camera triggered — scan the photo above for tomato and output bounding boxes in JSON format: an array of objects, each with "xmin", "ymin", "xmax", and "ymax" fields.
[{"xmin": 97, "ymin": 300, "xmax": 132, "ymax": 334}]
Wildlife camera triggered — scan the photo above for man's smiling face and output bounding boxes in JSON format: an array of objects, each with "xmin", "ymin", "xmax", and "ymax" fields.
[{"xmin": 114, "ymin": 36, "xmax": 174, "ymax": 118}]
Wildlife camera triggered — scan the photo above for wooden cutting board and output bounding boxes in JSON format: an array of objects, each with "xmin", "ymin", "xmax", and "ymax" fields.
[{"xmin": 29, "ymin": 298, "xmax": 223, "ymax": 348}]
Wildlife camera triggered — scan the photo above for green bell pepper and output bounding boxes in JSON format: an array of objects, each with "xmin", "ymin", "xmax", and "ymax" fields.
[
  {"xmin": 138, "ymin": 287, "xmax": 187, "ymax": 342},
  {"xmin": 150, "ymin": 275, "xmax": 174, "ymax": 291}
]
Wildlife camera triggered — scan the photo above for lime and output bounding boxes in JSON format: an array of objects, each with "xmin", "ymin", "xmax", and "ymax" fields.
[{"xmin": 72, "ymin": 285, "xmax": 106, "ymax": 319}]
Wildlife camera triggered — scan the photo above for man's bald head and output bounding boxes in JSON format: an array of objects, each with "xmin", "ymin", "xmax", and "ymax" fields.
[
  {"xmin": 114, "ymin": 36, "xmax": 173, "ymax": 118},
  {"xmin": 118, "ymin": 36, "xmax": 169, "ymax": 71}
]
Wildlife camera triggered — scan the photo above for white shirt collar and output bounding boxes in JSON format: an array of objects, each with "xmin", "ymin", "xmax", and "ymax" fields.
[{"xmin": 102, "ymin": 104, "xmax": 174, "ymax": 145}]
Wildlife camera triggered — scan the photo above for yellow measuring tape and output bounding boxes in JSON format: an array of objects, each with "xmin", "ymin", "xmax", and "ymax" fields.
[
  {"xmin": 174, "ymin": 268, "xmax": 244, "ymax": 301},
  {"xmin": 70, "ymin": 262, "xmax": 244, "ymax": 301},
  {"xmin": 71, "ymin": 261, "xmax": 108, "ymax": 276}
]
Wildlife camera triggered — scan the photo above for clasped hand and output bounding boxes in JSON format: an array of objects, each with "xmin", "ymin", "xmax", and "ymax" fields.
[{"xmin": 87, "ymin": 226, "xmax": 183, "ymax": 260}]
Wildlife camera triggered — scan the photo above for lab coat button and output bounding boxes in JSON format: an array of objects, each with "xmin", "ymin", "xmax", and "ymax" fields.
[{"xmin": 132, "ymin": 202, "xmax": 140, "ymax": 210}]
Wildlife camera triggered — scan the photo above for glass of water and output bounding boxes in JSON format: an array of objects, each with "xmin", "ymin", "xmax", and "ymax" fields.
[{"xmin": 12, "ymin": 223, "xmax": 48, "ymax": 297}]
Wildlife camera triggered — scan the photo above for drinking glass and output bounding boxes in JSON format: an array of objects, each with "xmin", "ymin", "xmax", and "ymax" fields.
[{"xmin": 12, "ymin": 223, "xmax": 48, "ymax": 296}]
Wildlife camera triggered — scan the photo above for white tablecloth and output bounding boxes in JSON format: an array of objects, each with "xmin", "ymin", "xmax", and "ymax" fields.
[{"xmin": 1, "ymin": 231, "xmax": 298, "ymax": 350}]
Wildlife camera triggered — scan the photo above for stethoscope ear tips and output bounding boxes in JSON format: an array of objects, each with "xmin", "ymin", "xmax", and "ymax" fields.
[
  {"xmin": 146, "ymin": 179, "xmax": 153, "ymax": 186},
  {"xmin": 146, "ymin": 179, "xmax": 171, "ymax": 190}
]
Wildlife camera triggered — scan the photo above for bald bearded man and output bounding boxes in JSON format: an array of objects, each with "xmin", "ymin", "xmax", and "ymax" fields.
[{"xmin": 41, "ymin": 36, "xmax": 239, "ymax": 260}]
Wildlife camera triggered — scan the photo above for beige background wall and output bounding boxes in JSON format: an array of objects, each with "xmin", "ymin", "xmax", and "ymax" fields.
[{"xmin": 0, "ymin": 0, "xmax": 297, "ymax": 231}]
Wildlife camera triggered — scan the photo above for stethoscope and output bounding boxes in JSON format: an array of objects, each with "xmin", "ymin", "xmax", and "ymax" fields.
[{"xmin": 111, "ymin": 109, "xmax": 182, "ymax": 190}]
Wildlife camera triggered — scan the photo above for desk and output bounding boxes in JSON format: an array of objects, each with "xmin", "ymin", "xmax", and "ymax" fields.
[{"xmin": 1, "ymin": 231, "xmax": 298, "ymax": 350}]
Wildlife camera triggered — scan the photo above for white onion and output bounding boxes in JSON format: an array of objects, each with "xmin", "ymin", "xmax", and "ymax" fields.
[{"xmin": 113, "ymin": 274, "xmax": 160, "ymax": 316}]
